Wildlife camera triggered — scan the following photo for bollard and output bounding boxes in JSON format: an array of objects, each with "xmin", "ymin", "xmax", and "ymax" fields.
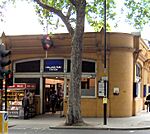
[{"xmin": 0, "ymin": 111, "xmax": 8, "ymax": 134}]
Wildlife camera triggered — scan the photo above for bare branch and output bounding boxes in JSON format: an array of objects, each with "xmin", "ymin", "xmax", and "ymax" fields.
[{"xmin": 34, "ymin": 0, "xmax": 74, "ymax": 36}]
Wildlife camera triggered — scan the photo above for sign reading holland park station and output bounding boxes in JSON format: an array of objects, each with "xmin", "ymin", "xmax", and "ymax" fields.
[{"xmin": 44, "ymin": 59, "xmax": 64, "ymax": 72}]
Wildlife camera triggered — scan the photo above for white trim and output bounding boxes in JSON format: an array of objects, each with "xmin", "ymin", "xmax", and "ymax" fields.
[
  {"xmin": 40, "ymin": 59, "xmax": 43, "ymax": 73},
  {"xmin": 40, "ymin": 77, "xmax": 43, "ymax": 114},
  {"xmin": 81, "ymin": 96, "xmax": 96, "ymax": 98},
  {"xmin": 64, "ymin": 76, "xmax": 67, "ymax": 98},
  {"xmin": 14, "ymin": 58, "xmax": 42, "ymax": 64},
  {"xmin": 14, "ymin": 74, "xmax": 41, "ymax": 78}
]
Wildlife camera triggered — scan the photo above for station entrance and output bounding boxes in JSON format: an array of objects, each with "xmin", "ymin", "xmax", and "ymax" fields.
[{"xmin": 43, "ymin": 77, "xmax": 64, "ymax": 114}]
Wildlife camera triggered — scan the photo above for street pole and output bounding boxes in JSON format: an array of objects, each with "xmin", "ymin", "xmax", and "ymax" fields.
[
  {"xmin": 5, "ymin": 76, "xmax": 8, "ymax": 111},
  {"xmin": 103, "ymin": 0, "xmax": 107, "ymax": 125},
  {"xmin": 0, "ymin": 79, "xmax": 3, "ymax": 110}
]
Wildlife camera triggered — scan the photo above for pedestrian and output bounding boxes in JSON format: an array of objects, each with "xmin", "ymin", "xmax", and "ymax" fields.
[
  {"xmin": 59, "ymin": 96, "xmax": 64, "ymax": 117},
  {"xmin": 22, "ymin": 92, "xmax": 29, "ymax": 119},
  {"xmin": 145, "ymin": 93, "xmax": 150, "ymax": 112},
  {"xmin": 50, "ymin": 90, "xmax": 57, "ymax": 113}
]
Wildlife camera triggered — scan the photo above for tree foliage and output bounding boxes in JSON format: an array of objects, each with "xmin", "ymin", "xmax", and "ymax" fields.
[
  {"xmin": 124, "ymin": 0, "xmax": 150, "ymax": 30},
  {"xmin": 1, "ymin": 0, "xmax": 150, "ymax": 31},
  {"xmin": 86, "ymin": 0, "xmax": 116, "ymax": 31},
  {"xmin": 0, "ymin": 1, "xmax": 7, "ymax": 22},
  {"xmin": 33, "ymin": 0, "xmax": 116, "ymax": 33}
]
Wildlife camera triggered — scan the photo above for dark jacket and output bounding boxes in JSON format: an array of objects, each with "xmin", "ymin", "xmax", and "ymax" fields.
[
  {"xmin": 146, "ymin": 94, "xmax": 150, "ymax": 101},
  {"xmin": 22, "ymin": 97, "xmax": 29, "ymax": 108}
]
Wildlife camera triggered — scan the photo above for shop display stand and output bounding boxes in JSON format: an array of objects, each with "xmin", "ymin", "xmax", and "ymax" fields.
[{"xmin": 2, "ymin": 83, "xmax": 36, "ymax": 118}]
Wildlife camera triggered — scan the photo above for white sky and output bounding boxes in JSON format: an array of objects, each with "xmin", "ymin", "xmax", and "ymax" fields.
[{"xmin": 0, "ymin": 1, "xmax": 149, "ymax": 40}]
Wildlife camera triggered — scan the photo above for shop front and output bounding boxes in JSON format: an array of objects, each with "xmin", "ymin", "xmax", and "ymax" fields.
[
  {"xmin": 13, "ymin": 58, "xmax": 96, "ymax": 115},
  {"xmin": 2, "ymin": 83, "xmax": 36, "ymax": 118}
]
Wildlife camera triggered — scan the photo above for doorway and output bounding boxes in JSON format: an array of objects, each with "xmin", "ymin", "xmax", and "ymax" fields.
[{"xmin": 44, "ymin": 77, "xmax": 64, "ymax": 114}]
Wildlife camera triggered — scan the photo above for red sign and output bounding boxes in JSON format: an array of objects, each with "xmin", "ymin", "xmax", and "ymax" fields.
[
  {"xmin": 3, "ymin": 83, "xmax": 36, "ymax": 89},
  {"xmin": 8, "ymin": 84, "xmax": 26, "ymax": 88},
  {"xmin": 26, "ymin": 84, "xmax": 36, "ymax": 88}
]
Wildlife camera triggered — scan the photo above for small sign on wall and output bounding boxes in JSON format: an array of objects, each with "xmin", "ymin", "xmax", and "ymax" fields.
[
  {"xmin": 113, "ymin": 87, "xmax": 119, "ymax": 95},
  {"xmin": 98, "ymin": 80, "xmax": 104, "ymax": 97}
]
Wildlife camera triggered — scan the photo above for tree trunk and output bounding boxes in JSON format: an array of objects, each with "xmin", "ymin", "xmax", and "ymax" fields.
[{"xmin": 66, "ymin": 1, "xmax": 86, "ymax": 125}]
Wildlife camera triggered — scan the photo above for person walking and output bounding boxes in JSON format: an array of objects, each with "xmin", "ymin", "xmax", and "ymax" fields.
[
  {"xmin": 50, "ymin": 90, "xmax": 58, "ymax": 113},
  {"xmin": 145, "ymin": 93, "xmax": 150, "ymax": 112},
  {"xmin": 22, "ymin": 92, "xmax": 29, "ymax": 119}
]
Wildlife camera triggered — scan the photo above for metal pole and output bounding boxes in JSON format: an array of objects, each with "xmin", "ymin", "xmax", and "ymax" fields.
[
  {"xmin": 104, "ymin": 0, "xmax": 107, "ymax": 69},
  {"xmin": 5, "ymin": 76, "xmax": 8, "ymax": 111},
  {"xmin": 45, "ymin": 0, "xmax": 48, "ymax": 59},
  {"xmin": 103, "ymin": 0, "xmax": 107, "ymax": 125},
  {"xmin": 0, "ymin": 79, "xmax": 3, "ymax": 110}
]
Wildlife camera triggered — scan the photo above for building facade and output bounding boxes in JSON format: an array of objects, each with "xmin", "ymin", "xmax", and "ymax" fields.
[{"xmin": 1, "ymin": 30, "xmax": 150, "ymax": 117}]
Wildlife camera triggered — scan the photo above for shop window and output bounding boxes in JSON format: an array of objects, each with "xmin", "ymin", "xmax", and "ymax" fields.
[
  {"xmin": 81, "ymin": 78, "xmax": 95, "ymax": 96},
  {"xmin": 67, "ymin": 60, "xmax": 71, "ymax": 72},
  {"xmin": 82, "ymin": 61, "xmax": 95, "ymax": 73},
  {"xmin": 66, "ymin": 77, "xmax": 95, "ymax": 97},
  {"xmin": 16, "ymin": 60, "xmax": 40, "ymax": 72},
  {"xmin": 134, "ymin": 64, "xmax": 142, "ymax": 98},
  {"xmin": 15, "ymin": 78, "xmax": 40, "ymax": 95},
  {"xmin": 133, "ymin": 82, "xmax": 141, "ymax": 98},
  {"xmin": 136, "ymin": 64, "xmax": 141, "ymax": 78},
  {"xmin": 149, "ymin": 86, "xmax": 150, "ymax": 93},
  {"xmin": 67, "ymin": 60, "xmax": 95, "ymax": 73},
  {"xmin": 143, "ymin": 85, "xmax": 147, "ymax": 97}
]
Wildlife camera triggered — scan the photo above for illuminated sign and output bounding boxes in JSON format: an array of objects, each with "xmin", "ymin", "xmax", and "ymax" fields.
[{"xmin": 44, "ymin": 59, "xmax": 64, "ymax": 72}]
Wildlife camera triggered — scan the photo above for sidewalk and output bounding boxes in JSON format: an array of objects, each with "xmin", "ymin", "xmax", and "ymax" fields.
[{"xmin": 8, "ymin": 110, "xmax": 150, "ymax": 130}]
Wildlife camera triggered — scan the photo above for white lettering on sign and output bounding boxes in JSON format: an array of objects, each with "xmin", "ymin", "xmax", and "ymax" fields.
[
  {"xmin": 45, "ymin": 66, "xmax": 62, "ymax": 71},
  {"xmin": 4, "ymin": 113, "xmax": 8, "ymax": 121},
  {"xmin": 7, "ymin": 83, "xmax": 36, "ymax": 89}
]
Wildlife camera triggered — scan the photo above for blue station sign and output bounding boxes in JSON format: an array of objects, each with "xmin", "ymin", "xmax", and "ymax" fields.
[{"xmin": 44, "ymin": 59, "xmax": 64, "ymax": 72}]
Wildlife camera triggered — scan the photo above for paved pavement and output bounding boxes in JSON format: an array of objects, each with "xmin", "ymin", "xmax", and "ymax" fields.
[{"xmin": 8, "ymin": 110, "xmax": 150, "ymax": 130}]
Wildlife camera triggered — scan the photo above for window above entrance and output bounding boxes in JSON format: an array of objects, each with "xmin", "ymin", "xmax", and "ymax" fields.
[
  {"xmin": 67, "ymin": 60, "xmax": 95, "ymax": 73},
  {"xmin": 16, "ymin": 60, "xmax": 40, "ymax": 72}
]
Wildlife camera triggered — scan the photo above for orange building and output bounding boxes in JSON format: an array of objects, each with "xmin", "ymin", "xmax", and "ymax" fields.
[{"xmin": 1, "ymin": 30, "xmax": 150, "ymax": 117}]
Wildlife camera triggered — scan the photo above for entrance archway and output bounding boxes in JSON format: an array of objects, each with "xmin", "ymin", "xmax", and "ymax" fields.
[{"xmin": 43, "ymin": 77, "xmax": 64, "ymax": 114}]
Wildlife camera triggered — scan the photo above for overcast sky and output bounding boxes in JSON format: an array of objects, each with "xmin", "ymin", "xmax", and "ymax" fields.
[{"xmin": 0, "ymin": 0, "xmax": 149, "ymax": 40}]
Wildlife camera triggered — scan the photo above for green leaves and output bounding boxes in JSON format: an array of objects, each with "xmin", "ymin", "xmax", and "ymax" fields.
[
  {"xmin": 1, "ymin": 0, "xmax": 150, "ymax": 32},
  {"xmin": 1, "ymin": 0, "xmax": 117, "ymax": 32},
  {"xmin": 86, "ymin": 0, "xmax": 116, "ymax": 32},
  {"xmin": 34, "ymin": 0, "xmax": 117, "ymax": 33},
  {"xmin": 34, "ymin": 0, "xmax": 76, "ymax": 32},
  {"xmin": 124, "ymin": 0, "xmax": 150, "ymax": 30}
]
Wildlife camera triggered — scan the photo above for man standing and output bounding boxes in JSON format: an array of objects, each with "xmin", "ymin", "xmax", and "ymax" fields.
[
  {"xmin": 50, "ymin": 90, "xmax": 57, "ymax": 113},
  {"xmin": 22, "ymin": 92, "xmax": 29, "ymax": 119},
  {"xmin": 146, "ymin": 93, "xmax": 150, "ymax": 112}
]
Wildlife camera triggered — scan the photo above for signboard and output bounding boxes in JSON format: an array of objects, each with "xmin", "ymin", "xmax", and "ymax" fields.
[
  {"xmin": 0, "ymin": 111, "xmax": 8, "ymax": 134},
  {"xmin": 2, "ymin": 83, "xmax": 36, "ymax": 89},
  {"xmin": 44, "ymin": 59, "xmax": 64, "ymax": 72},
  {"xmin": 98, "ymin": 80, "xmax": 104, "ymax": 97},
  {"xmin": 103, "ymin": 97, "xmax": 107, "ymax": 104}
]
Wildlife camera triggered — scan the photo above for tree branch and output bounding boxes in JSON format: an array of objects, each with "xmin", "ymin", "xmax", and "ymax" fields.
[
  {"xmin": 66, "ymin": 4, "xmax": 73, "ymax": 19},
  {"xmin": 69, "ymin": 0, "xmax": 76, "ymax": 7},
  {"xmin": 34, "ymin": 0, "xmax": 74, "ymax": 36}
]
